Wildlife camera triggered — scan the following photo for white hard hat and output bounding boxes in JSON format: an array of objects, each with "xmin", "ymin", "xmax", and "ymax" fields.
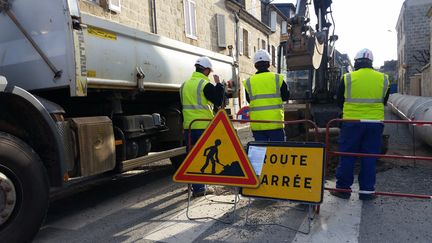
[
  {"xmin": 195, "ymin": 56, "xmax": 213, "ymax": 70},
  {"xmin": 354, "ymin": 48, "xmax": 374, "ymax": 62},
  {"xmin": 253, "ymin": 49, "xmax": 271, "ymax": 64}
]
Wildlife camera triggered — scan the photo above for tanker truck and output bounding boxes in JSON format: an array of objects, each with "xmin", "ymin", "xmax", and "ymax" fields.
[{"xmin": 0, "ymin": 0, "xmax": 237, "ymax": 241}]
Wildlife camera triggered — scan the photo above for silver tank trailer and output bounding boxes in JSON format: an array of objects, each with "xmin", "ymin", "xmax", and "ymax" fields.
[
  {"xmin": 388, "ymin": 93, "xmax": 432, "ymax": 147},
  {"xmin": 0, "ymin": 0, "xmax": 237, "ymax": 96}
]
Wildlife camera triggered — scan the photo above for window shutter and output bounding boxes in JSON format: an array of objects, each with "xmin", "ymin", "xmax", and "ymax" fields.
[
  {"xmin": 251, "ymin": 0, "xmax": 257, "ymax": 17},
  {"xmin": 281, "ymin": 21, "xmax": 287, "ymax": 35},
  {"xmin": 184, "ymin": 0, "xmax": 191, "ymax": 36},
  {"xmin": 190, "ymin": 1, "xmax": 197, "ymax": 37},
  {"xmin": 217, "ymin": 14, "xmax": 226, "ymax": 48},
  {"xmin": 108, "ymin": 0, "xmax": 121, "ymax": 13},
  {"xmin": 239, "ymin": 28, "xmax": 244, "ymax": 55},
  {"xmin": 184, "ymin": 0, "xmax": 197, "ymax": 38},
  {"xmin": 243, "ymin": 29, "xmax": 249, "ymax": 57},
  {"xmin": 270, "ymin": 11, "xmax": 277, "ymax": 32}
]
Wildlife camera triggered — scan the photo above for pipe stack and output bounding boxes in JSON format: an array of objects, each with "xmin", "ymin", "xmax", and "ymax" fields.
[{"xmin": 388, "ymin": 94, "xmax": 432, "ymax": 147}]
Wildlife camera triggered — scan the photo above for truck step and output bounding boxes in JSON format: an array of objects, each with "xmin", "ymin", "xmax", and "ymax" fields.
[{"xmin": 120, "ymin": 147, "xmax": 186, "ymax": 172}]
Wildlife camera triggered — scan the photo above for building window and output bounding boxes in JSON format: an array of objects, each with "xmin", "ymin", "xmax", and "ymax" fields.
[
  {"xmin": 239, "ymin": 28, "xmax": 244, "ymax": 55},
  {"xmin": 216, "ymin": 14, "xmax": 226, "ymax": 48},
  {"xmin": 270, "ymin": 11, "xmax": 277, "ymax": 32},
  {"xmin": 261, "ymin": 39, "xmax": 266, "ymax": 50},
  {"xmin": 184, "ymin": 0, "xmax": 197, "ymax": 39},
  {"xmin": 281, "ymin": 21, "xmax": 287, "ymax": 35},
  {"xmin": 243, "ymin": 29, "xmax": 250, "ymax": 57},
  {"xmin": 236, "ymin": 0, "xmax": 246, "ymax": 6},
  {"xmin": 86, "ymin": 0, "xmax": 100, "ymax": 4},
  {"xmin": 108, "ymin": 0, "xmax": 121, "ymax": 13},
  {"xmin": 251, "ymin": 0, "xmax": 257, "ymax": 17}
]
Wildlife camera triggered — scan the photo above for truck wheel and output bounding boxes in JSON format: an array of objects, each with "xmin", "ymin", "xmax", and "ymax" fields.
[{"xmin": 0, "ymin": 132, "xmax": 49, "ymax": 243}]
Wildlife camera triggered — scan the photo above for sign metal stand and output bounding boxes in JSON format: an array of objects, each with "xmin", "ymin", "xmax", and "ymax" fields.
[
  {"xmin": 174, "ymin": 110, "xmax": 259, "ymax": 224},
  {"xmin": 241, "ymin": 141, "xmax": 324, "ymax": 233},
  {"xmin": 174, "ymin": 111, "xmax": 323, "ymax": 229}
]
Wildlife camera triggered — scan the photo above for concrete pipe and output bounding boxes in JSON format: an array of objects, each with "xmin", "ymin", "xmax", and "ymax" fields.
[{"xmin": 388, "ymin": 94, "xmax": 432, "ymax": 147}]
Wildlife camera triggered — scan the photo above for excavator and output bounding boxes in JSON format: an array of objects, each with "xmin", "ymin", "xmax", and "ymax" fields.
[
  {"xmin": 278, "ymin": 0, "xmax": 391, "ymax": 152},
  {"xmin": 278, "ymin": 0, "xmax": 351, "ymax": 128}
]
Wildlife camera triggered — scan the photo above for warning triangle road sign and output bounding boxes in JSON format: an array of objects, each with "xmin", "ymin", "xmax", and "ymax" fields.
[{"xmin": 173, "ymin": 110, "xmax": 259, "ymax": 188}]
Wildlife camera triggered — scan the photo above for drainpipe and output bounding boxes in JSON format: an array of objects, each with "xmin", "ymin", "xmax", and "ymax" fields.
[
  {"xmin": 150, "ymin": 0, "xmax": 157, "ymax": 34},
  {"xmin": 233, "ymin": 11, "xmax": 241, "ymax": 109},
  {"xmin": 234, "ymin": 11, "xmax": 240, "ymax": 70}
]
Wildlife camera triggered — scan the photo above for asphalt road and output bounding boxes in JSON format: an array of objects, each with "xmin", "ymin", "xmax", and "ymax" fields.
[
  {"xmin": 33, "ymin": 161, "xmax": 432, "ymax": 243},
  {"xmin": 34, "ymin": 108, "xmax": 432, "ymax": 243}
]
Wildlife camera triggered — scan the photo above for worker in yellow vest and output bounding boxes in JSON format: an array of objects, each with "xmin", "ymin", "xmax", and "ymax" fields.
[
  {"xmin": 331, "ymin": 49, "xmax": 389, "ymax": 201},
  {"xmin": 180, "ymin": 56, "xmax": 225, "ymax": 197},
  {"xmin": 243, "ymin": 49, "xmax": 289, "ymax": 141}
]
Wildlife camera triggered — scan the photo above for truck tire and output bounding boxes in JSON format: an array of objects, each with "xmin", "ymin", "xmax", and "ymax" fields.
[{"xmin": 0, "ymin": 132, "xmax": 49, "ymax": 243}]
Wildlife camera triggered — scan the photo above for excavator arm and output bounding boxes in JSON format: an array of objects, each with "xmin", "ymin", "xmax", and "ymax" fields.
[
  {"xmin": 280, "ymin": 0, "xmax": 351, "ymax": 128},
  {"xmin": 285, "ymin": 0, "xmax": 338, "ymax": 102}
]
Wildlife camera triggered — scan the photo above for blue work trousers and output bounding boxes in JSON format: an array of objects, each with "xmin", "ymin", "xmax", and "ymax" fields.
[
  {"xmin": 336, "ymin": 122, "xmax": 384, "ymax": 191},
  {"xmin": 252, "ymin": 128, "xmax": 286, "ymax": 142},
  {"xmin": 184, "ymin": 129, "xmax": 206, "ymax": 193}
]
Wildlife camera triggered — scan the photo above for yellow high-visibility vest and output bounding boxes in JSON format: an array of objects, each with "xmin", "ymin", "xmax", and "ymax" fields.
[
  {"xmin": 180, "ymin": 72, "xmax": 214, "ymax": 129},
  {"xmin": 243, "ymin": 72, "xmax": 284, "ymax": 131},
  {"xmin": 343, "ymin": 68, "xmax": 389, "ymax": 120}
]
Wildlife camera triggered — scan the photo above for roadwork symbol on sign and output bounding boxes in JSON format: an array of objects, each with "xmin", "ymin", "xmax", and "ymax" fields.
[
  {"xmin": 242, "ymin": 142, "xmax": 325, "ymax": 203},
  {"xmin": 173, "ymin": 110, "xmax": 259, "ymax": 188}
]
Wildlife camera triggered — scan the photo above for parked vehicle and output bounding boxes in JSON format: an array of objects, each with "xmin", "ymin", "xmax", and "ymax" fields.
[{"xmin": 0, "ymin": 0, "xmax": 236, "ymax": 241}]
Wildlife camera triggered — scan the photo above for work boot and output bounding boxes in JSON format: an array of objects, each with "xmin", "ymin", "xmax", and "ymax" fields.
[
  {"xmin": 192, "ymin": 187, "xmax": 215, "ymax": 197},
  {"xmin": 359, "ymin": 193, "xmax": 377, "ymax": 201},
  {"xmin": 330, "ymin": 190, "xmax": 351, "ymax": 199}
]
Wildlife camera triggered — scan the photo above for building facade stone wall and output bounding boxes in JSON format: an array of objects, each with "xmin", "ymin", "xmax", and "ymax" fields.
[
  {"xmin": 79, "ymin": 0, "xmax": 236, "ymax": 56},
  {"xmin": 421, "ymin": 64, "xmax": 432, "ymax": 96},
  {"xmin": 424, "ymin": 7, "xmax": 432, "ymax": 97},
  {"xmin": 396, "ymin": 0, "xmax": 432, "ymax": 94},
  {"xmin": 410, "ymin": 74, "xmax": 422, "ymax": 95}
]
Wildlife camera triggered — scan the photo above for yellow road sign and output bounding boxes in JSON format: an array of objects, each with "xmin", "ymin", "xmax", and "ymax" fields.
[
  {"xmin": 173, "ymin": 110, "xmax": 259, "ymax": 188},
  {"xmin": 242, "ymin": 142, "xmax": 325, "ymax": 203}
]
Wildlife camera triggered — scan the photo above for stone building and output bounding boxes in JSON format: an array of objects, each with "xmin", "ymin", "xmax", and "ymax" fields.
[
  {"xmin": 396, "ymin": 0, "xmax": 432, "ymax": 94},
  {"xmin": 423, "ymin": 6, "xmax": 432, "ymax": 97},
  {"xmin": 273, "ymin": 2, "xmax": 296, "ymax": 19},
  {"xmin": 380, "ymin": 60, "xmax": 397, "ymax": 84},
  {"xmin": 79, "ymin": 0, "xmax": 288, "ymax": 109}
]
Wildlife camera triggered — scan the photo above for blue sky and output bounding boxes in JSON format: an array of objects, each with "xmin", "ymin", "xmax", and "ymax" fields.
[{"xmin": 272, "ymin": 0, "xmax": 406, "ymax": 67}]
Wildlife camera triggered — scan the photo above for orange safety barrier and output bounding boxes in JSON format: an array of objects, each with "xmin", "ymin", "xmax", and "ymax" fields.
[
  {"xmin": 325, "ymin": 119, "xmax": 432, "ymax": 200},
  {"xmin": 188, "ymin": 118, "xmax": 320, "ymax": 146}
]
